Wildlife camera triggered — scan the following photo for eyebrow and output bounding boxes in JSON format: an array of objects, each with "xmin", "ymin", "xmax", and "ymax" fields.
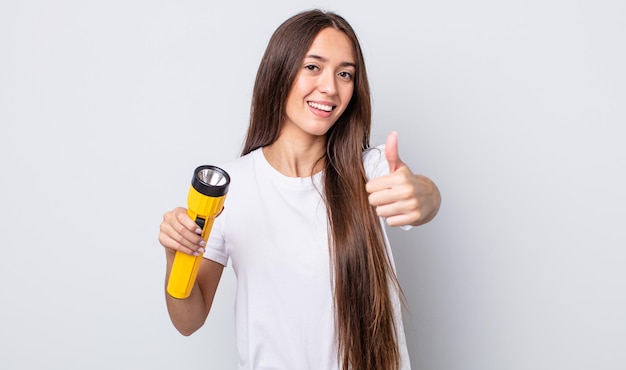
[{"xmin": 305, "ymin": 54, "xmax": 356, "ymax": 69}]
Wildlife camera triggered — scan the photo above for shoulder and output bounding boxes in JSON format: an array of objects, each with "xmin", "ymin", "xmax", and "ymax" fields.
[
  {"xmin": 216, "ymin": 148, "xmax": 259, "ymax": 176},
  {"xmin": 362, "ymin": 144, "xmax": 389, "ymax": 180}
]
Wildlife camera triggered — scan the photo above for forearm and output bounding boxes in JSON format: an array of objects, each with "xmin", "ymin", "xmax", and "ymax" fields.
[{"xmin": 163, "ymin": 251, "xmax": 211, "ymax": 336}]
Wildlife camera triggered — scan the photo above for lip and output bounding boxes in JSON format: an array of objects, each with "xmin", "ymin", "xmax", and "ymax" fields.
[{"xmin": 307, "ymin": 100, "xmax": 336, "ymax": 118}]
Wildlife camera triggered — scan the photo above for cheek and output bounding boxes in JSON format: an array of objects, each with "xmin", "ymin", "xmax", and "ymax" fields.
[
  {"xmin": 292, "ymin": 73, "xmax": 313, "ymax": 92},
  {"xmin": 342, "ymin": 83, "xmax": 355, "ymax": 101},
  {"xmin": 285, "ymin": 82, "xmax": 305, "ymax": 107},
  {"xmin": 339, "ymin": 85, "xmax": 355, "ymax": 110}
]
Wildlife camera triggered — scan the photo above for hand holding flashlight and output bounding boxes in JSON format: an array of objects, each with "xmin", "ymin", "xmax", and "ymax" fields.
[{"xmin": 166, "ymin": 165, "xmax": 230, "ymax": 299}]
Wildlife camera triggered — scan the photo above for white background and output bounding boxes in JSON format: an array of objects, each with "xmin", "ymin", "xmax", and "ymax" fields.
[{"xmin": 1, "ymin": 1, "xmax": 625, "ymax": 369}]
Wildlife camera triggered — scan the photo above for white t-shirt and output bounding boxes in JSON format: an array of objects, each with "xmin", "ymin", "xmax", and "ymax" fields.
[{"xmin": 204, "ymin": 146, "xmax": 410, "ymax": 370}]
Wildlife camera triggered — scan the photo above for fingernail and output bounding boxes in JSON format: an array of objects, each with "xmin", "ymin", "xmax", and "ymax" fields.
[
  {"xmin": 192, "ymin": 251, "xmax": 200, "ymax": 256},
  {"xmin": 197, "ymin": 247, "xmax": 205, "ymax": 254},
  {"xmin": 199, "ymin": 240, "xmax": 206, "ymax": 247},
  {"xmin": 195, "ymin": 228, "xmax": 202, "ymax": 235}
]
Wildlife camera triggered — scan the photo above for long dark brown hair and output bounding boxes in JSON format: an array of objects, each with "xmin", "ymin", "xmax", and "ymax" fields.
[{"xmin": 242, "ymin": 10, "xmax": 402, "ymax": 369}]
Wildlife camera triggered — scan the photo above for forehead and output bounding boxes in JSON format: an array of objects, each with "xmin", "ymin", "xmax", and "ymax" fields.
[{"xmin": 306, "ymin": 28, "xmax": 356, "ymax": 64}]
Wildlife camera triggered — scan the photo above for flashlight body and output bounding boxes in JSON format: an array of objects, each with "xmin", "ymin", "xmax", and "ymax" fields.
[{"xmin": 167, "ymin": 166, "xmax": 229, "ymax": 299}]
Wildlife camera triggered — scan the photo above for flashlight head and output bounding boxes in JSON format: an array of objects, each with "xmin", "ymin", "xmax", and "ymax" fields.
[{"xmin": 192, "ymin": 165, "xmax": 230, "ymax": 197}]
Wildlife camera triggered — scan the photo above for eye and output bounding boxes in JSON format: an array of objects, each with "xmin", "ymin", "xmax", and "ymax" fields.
[
  {"xmin": 338, "ymin": 71, "xmax": 354, "ymax": 81},
  {"xmin": 304, "ymin": 64, "xmax": 319, "ymax": 72}
]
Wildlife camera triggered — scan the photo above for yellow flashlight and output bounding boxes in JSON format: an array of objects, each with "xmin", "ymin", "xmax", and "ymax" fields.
[{"xmin": 167, "ymin": 165, "xmax": 230, "ymax": 299}]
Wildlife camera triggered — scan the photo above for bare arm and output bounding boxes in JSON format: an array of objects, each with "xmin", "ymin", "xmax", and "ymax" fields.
[
  {"xmin": 164, "ymin": 251, "xmax": 223, "ymax": 335},
  {"xmin": 159, "ymin": 207, "xmax": 224, "ymax": 336}
]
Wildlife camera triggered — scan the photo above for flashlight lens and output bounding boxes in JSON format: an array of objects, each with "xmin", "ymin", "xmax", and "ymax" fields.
[
  {"xmin": 192, "ymin": 165, "xmax": 230, "ymax": 197},
  {"xmin": 197, "ymin": 168, "xmax": 228, "ymax": 186}
]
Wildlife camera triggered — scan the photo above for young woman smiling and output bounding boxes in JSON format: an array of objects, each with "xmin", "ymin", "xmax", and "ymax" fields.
[{"xmin": 158, "ymin": 9, "xmax": 441, "ymax": 370}]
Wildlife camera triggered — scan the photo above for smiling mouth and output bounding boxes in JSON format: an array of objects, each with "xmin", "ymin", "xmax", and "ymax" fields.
[{"xmin": 308, "ymin": 101, "xmax": 334, "ymax": 112}]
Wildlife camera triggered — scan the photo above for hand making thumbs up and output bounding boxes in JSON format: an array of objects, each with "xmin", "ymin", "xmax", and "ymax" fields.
[{"xmin": 366, "ymin": 131, "xmax": 441, "ymax": 227}]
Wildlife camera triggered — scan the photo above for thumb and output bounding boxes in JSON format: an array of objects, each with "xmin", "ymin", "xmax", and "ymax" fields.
[{"xmin": 385, "ymin": 131, "xmax": 403, "ymax": 172}]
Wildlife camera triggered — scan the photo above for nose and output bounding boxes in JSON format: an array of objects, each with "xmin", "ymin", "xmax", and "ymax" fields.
[{"xmin": 317, "ymin": 70, "xmax": 337, "ymax": 96}]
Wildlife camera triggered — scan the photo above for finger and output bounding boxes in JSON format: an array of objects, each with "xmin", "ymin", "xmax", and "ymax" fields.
[
  {"xmin": 366, "ymin": 176, "xmax": 387, "ymax": 194},
  {"xmin": 385, "ymin": 213, "xmax": 421, "ymax": 227},
  {"xmin": 366, "ymin": 168, "xmax": 413, "ymax": 195},
  {"xmin": 161, "ymin": 209, "xmax": 206, "ymax": 254},
  {"xmin": 158, "ymin": 231, "xmax": 200, "ymax": 256},
  {"xmin": 385, "ymin": 131, "xmax": 403, "ymax": 173},
  {"xmin": 174, "ymin": 207, "xmax": 203, "ymax": 235},
  {"xmin": 160, "ymin": 220, "xmax": 206, "ymax": 255},
  {"xmin": 368, "ymin": 183, "xmax": 415, "ymax": 206},
  {"xmin": 373, "ymin": 199, "xmax": 422, "ymax": 227},
  {"xmin": 372, "ymin": 194, "xmax": 419, "ymax": 216}
]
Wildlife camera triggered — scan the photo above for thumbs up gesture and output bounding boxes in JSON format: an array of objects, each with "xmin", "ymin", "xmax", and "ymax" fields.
[{"xmin": 366, "ymin": 132, "xmax": 441, "ymax": 227}]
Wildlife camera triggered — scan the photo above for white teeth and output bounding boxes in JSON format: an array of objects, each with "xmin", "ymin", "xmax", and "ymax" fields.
[{"xmin": 308, "ymin": 102, "xmax": 333, "ymax": 112}]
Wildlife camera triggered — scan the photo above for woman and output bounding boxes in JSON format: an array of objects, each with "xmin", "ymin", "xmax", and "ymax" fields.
[{"xmin": 159, "ymin": 9, "xmax": 441, "ymax": 370}]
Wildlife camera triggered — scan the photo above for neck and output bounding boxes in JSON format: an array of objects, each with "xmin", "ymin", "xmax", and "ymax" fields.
[{"xmin": 262, "ymin": 132, "xmax": 326, "ymax": 178}]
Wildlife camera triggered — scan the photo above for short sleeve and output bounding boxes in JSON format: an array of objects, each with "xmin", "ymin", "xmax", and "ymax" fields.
[
  {"xmin": 362, "ymin": 145, "xmax": 389, "ymax": 180},
  {"xmin": 203, "ymin": 208, "xmax": 229, "ymax": 266},
  {"xmin": 363, "ymin": 144, "xmax": 413, "ymax": 231}
]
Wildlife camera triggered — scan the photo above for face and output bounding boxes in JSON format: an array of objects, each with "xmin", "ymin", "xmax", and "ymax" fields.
[{"xmin": 281, "ymin": 27, "xmax": 356, "ymax": 141}]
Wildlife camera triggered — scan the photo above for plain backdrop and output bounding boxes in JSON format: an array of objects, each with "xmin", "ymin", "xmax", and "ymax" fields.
[{"xmin": 1, "ymin": 1, "xmax": 625, "ymax": 369}]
